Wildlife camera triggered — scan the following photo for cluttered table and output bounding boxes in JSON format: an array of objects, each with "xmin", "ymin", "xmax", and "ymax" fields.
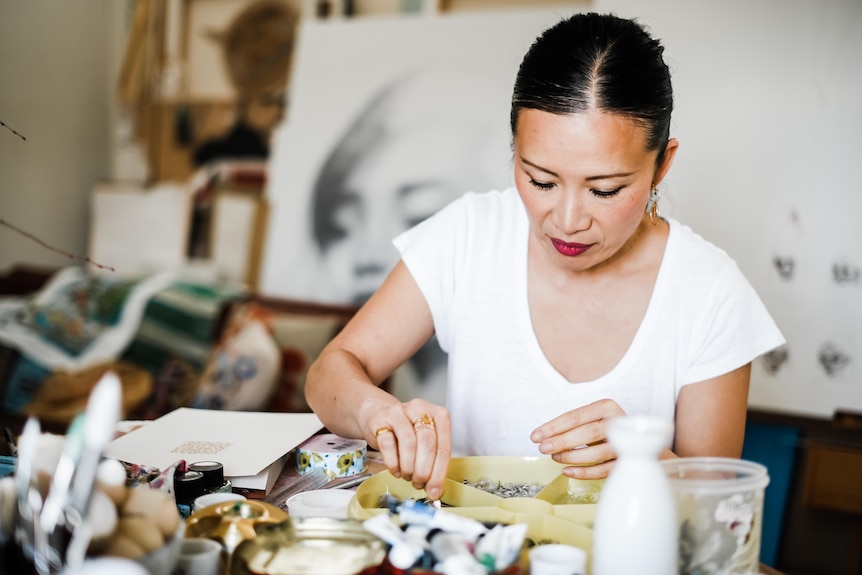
[
  {"xmin": 256, "ymin": 447, "xmax": 786, "ymax": 575},
  {"xmin": 0, "ymin": 410, "xmax": 786, "ymax": 575}
]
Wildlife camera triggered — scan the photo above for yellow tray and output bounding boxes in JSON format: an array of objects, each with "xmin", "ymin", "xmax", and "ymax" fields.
[{"xmin": 347, "ymin": 456, "xmax": 602, "ymax": 568}]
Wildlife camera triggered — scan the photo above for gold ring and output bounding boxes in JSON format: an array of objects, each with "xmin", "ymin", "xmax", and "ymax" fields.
[
  {"xmin": 375, "ymin": 426, "xmax": 393, "ymax": 439},
  {"xmin": 412, "ymin": 414, "xmax": 435, "ymax": 431}
]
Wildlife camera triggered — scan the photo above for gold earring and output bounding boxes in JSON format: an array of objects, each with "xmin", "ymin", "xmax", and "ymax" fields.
[{"xmin": 649, "ymin": 188, "xmax": 660, "ymax": 225}]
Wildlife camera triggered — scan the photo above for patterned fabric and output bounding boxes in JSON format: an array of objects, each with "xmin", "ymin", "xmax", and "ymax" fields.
[{"xmin": 0, "ymin": 266, "xmax": 246, "ymax": 424}]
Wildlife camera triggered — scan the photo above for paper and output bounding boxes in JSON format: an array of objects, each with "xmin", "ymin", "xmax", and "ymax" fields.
[
  {"xmin": 103, "ymin": 408, "xmax": 323, "ymax": 478},
  {"xmin": 230, "ymin": 451, "xmax": 291, "ymax": 493}
]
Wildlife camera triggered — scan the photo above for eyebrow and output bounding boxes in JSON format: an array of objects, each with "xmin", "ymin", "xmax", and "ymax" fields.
[{"xmin": 520, "ymin": 157, "xmax": 635, "ymax": 181}]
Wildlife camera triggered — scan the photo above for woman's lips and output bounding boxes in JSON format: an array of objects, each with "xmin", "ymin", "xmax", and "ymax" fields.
[{"xmin": 551, "ymin": 238, "xmax": 592, "ymax": 256}]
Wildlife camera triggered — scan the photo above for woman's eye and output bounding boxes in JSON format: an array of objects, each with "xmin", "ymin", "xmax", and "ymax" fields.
[
  {"xmin": 591, "ymin": 187, "xmax": 622, "ymax": 198},
  {"xmin": 529, "ymin": 178, "xmax": 555, "ymax": 190}
]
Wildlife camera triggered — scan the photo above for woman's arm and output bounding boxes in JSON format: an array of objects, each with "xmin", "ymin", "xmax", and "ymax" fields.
[
  {"xmin": 672, "ymin": 362, "xmax": 751, "ymax": 458},
  {"xmin": 305, "ymin": 261, "xmax": 452, "ymax": 500}
]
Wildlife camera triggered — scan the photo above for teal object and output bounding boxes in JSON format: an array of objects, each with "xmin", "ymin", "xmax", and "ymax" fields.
[
  {"xmin": 0, "ymin": 455, "xmax": 15, "ymax": 478},
  {"xmin": 741, "ymin": 420, "xmax": 801, "ymax": 567}
]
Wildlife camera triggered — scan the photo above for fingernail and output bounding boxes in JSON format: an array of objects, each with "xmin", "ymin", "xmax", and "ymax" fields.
[{"xmin": 530, "ymin": 431, "xmax": 543, "ymax": 442}]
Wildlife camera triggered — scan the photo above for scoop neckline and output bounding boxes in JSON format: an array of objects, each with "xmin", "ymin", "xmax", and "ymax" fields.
[{"xmin": 516, "ymin": 215, "xmax": 678, "ymax": 387}]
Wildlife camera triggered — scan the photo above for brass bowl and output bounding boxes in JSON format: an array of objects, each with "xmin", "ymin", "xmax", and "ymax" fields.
[{"xmin": 186, "ymin": 499, "xmax": 289, "ymax": 556}]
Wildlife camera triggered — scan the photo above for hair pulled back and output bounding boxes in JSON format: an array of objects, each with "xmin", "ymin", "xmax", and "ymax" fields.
[{"xmin": 511, "ymin": 13, "xmax": 673, "ymax": 160}]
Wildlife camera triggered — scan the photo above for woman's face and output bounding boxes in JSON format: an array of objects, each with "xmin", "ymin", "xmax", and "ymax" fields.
[
  {"xmin": 513, "ymin": 108, "xmax": 677, "ymax": 274},
  {"xmin": 321, "ymin": 122, "xmax": 489, "ymax": 303}
]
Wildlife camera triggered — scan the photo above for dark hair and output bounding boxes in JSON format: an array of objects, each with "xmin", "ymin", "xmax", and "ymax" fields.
[{"xmin": 511, "ymin": 13, "xmax": 673, "ymax": 160}]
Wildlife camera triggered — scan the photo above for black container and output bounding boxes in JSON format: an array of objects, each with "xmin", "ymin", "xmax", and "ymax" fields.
[
  {"xmin": 189, "ymin": 460, "xmax": 232, "ymax": 494},
  {"xmin": 174, "ymin": 469, "xmax": 206, "ymax": 518}
]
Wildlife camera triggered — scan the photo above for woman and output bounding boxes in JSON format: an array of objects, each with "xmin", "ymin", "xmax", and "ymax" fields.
[{"xmin": 305, "ymin": 12, "xmax": 784, "ymax": 502}]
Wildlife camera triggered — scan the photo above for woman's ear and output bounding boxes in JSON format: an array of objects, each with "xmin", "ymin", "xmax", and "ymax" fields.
[{"xmin": 652, "ymin": 138, "xmax": 679, "ymax": 187}]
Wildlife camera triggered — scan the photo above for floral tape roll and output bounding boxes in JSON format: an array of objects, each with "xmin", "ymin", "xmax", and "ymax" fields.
[{"xmin": 296, "ymin": 434, "xmax": 367, "ymax": 477}]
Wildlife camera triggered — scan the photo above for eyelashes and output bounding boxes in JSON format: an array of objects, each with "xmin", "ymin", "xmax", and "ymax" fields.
[
  {"xmin": 529, "ymin": 178, "xmax": 555, "ymax": 190},
  {"xmin": 592, "ymin": 187, "xmax": 622, "ymax": 198},
  {"xmin": 528, "ymin": 178, "xmax": 622, "ymax": 198}
]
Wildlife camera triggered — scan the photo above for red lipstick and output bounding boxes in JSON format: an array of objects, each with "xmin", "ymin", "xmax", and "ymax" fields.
[{"xmin": 551, "ymin": 238, "xmax": 592, "ymax": 256}]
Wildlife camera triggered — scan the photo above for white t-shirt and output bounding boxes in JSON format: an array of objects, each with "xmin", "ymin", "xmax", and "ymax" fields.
[{"xmin": 394, "ymin": 188, "xmax": 785, "ymax": 457}]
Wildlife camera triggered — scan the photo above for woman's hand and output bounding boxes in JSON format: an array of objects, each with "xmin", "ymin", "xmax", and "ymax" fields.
[
  {"xmin": 366, "ymin": 398, "xmax": 451, "ymax": 501},
  {"xmin": 530, "ymin": 398, "xmax": 626, "ymax": 479}
]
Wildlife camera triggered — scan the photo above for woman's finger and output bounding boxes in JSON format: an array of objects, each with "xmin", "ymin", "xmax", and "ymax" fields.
[
  {"xmin": 564, "ymin": 458, "xmax": 616, "ymax": 480},
  {"xmin": 374, "ymin": 424, "xmax": 402, "ymax": 478},
  {"xmin": 391, "ymin": 417, "xmax": 419, "ymax": 482},
  {"xmin": 425, "ymin": 411, "xmax": 451, "ymax": 501},
  {"xmin": 532, "ymin": 399, "xmax": 623, "ymax": 443},
  {"xmin": 553, "ymin": 441, "xmax": 616, "ymax": 468},
  {"xmin": 410, "ymin": 413, "xmax": 438, "ymax": 490},
  {"xmin": 538, "ymin": 418, "xmax": 608, "ymax": 457}
]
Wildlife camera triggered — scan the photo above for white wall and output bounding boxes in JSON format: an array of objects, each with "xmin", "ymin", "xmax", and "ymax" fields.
[
  {"xmin": 0, "ymin": 0, "xmax": 115, "ymax": 272},
  {"xmin": 596, "ymin": 0, "xmax": 862, "ymax": 418}
]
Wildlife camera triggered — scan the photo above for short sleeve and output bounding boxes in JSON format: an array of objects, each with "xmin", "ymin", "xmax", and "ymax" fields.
[
  {"xmin": 392, "ymin": 195, "xmax": 472, "ymax": 352},
  {"xmin": 683, "ymin": 262, "xmax": 785, "ymax": 385}
]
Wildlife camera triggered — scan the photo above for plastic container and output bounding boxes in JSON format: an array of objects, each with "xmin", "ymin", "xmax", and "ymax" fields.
[
  {"xmin": 348, "ymin": 456, "xmax": 601, "ymax": 570},
  {"xmin": 286, "ymin": 488, "xmax": 355, "ymax": 519},
  {"xmin": 528, "ymin": 543, "xmax": 587, "ymax": 575},
  {"xmin": 660, "ymin": 457, "xmax": 770, "ymax": 575}
]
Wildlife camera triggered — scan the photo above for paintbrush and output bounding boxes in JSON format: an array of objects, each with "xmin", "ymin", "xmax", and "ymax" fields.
[
  {"xmin": 38, "ymin": 413, "xmax": 86, "ymax": 570},
  {"xmin": 14, "ymin": 416, "xmax": 40, "ymax": 557},
  {"xmin": 62, "ymin": 371, "xmax": 121, "ymax": 567}
]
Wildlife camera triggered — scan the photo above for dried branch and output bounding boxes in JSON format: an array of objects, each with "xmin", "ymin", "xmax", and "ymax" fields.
[
  {"xmin": 0, "ymin": 218, "xmax": 115, "ymax": 272},
  {"xmin": 1, "ymin": 120, "xmax": 26, "ymax": 141}
]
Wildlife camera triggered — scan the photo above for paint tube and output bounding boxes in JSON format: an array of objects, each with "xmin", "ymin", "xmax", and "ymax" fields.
[
  {"xmin": 427, "ymin": 528, "xmax": 486, "ymax": 575},
  {"xmin": 362, "ymin": 513, "xmax": 426, "ymax": 570},
  {"xmin": 474, "ymin": 522, "xmax": 529, "ymax": 571},
  {"xmin": 397, "ymin": 499, "xmax": 488, "ymax": 540}
]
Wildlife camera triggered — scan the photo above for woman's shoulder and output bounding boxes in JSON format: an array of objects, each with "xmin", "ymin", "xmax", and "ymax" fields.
[
  {"xmin": 667, "ymin": 218, "xmax": 739, "ymax": 273},
  {"xmin": 662, "ymin": 217, "xmax": 758, "ymax": 300}
]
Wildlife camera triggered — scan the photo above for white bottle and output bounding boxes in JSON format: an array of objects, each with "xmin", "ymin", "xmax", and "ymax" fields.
[{"xmin": 592, "ymin": 415, "xmax": 678, "ymax": 575}]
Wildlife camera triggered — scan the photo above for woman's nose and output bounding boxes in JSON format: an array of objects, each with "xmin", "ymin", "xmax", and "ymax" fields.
[{"xmin": 556, "ymin": 191, "xmax": 591, "ymax": 233}]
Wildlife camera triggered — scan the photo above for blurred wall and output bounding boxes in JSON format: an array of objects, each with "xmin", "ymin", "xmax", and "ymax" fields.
[{"xmin": 0, "ymin": 0, "xmax": 118, "ymax": 273}]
